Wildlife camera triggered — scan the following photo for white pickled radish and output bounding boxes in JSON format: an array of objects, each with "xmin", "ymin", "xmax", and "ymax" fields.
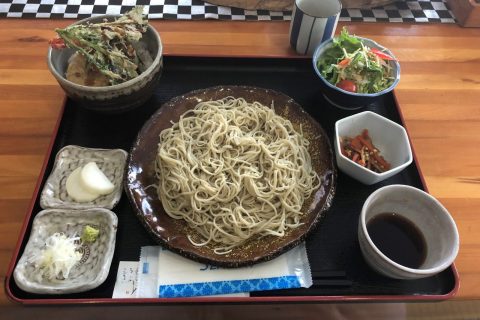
[
  {"xmin": 66, "ymin": 167, "xmax": 100, "ymax": 202},
  {"xmin": 80, "ymin": 162, "xmax": 115, "ymax": 195}
]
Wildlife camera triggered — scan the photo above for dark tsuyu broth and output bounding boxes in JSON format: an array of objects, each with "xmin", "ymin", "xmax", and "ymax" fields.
[{"xmin": 367, "ymin": 213, "xmax": 427, "ymax": 269}]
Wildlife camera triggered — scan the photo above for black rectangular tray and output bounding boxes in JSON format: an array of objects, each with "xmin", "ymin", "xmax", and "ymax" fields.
[{"xmin": 6, "ymin": 56, "xmax": 458, "ymax": 304}]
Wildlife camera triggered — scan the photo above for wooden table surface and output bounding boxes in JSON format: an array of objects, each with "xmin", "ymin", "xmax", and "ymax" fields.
[{"xmin": 0, "ymin": 18, "xmax": 479, "ymax": 318}]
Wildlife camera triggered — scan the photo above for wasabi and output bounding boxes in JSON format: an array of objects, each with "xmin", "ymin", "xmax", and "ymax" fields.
[{"xmin": 81, "ymin": 225, "xmax": 100, "ymax": 244}]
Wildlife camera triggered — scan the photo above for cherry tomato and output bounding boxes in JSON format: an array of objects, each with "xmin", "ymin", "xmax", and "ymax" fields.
[{"xmin": 336, "ymin": 79, "xmax": 357, "ymax": 93}]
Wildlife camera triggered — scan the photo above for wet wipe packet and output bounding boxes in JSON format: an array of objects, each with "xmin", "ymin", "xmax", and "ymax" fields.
[{"xmin": 137, "ymin": 243, "xmax": 312, "ymax": 298}]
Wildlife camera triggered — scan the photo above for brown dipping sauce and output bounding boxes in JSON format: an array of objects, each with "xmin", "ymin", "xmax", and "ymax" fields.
[{"xmin": 367, "ymin": 212, "xmax": 427, "ymax": 269}]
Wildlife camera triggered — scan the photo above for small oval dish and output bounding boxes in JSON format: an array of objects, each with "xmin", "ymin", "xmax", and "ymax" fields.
[
  {"xmin": 334, "ymin": 111, "xmax": 412, "ymax": 185},
  {"xmin": 40, "ymin": 145, "xmax": 128, "ymax": 210},
  {"xmin": 13, "ymin": 208, "xmax": 118, "ymax": 294}
]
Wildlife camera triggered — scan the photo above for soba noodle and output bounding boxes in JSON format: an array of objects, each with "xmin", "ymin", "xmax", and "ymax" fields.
[{"xmin": 156, "ymin": 97, "xmax": 320, "ymax": 254}]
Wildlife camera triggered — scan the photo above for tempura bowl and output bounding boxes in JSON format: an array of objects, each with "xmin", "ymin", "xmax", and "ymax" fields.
[{"xmin": 47, "ymin": 15, "xmax": 163, "ymax": 113}]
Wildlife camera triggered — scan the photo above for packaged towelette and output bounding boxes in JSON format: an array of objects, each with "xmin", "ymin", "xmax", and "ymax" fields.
[{"xmin": 137, "ymin": 243, "xmax": 312, "ymax": 298}]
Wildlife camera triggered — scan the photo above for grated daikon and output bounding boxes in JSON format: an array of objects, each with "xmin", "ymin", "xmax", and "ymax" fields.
[{"xmin": 29, "ymin": 233, "xmax": 82, "ymax": 281}]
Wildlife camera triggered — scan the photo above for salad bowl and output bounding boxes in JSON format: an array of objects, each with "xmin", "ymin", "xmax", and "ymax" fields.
[
  {"xmin": 47, "ymin": 10, "xmax": 163, "ymax": 113},
  {"xmin": 312, "ymin": 30, "xmax": 400, "ymax": 110}
]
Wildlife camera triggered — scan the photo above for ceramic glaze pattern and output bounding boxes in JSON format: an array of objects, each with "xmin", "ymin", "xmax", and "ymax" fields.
[
  {"xmin": 40, "ymin": 145, "xmax": 128, "ymax": 210},
  {"xmin": 67, "ymin": 58, "xmax": 163, "ymax": 101},
  {"xmin": 13, "ymin": 208, "xmax": 118, "ymax": 294}
]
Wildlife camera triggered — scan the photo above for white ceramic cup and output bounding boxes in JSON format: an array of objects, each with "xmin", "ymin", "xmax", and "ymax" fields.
[
  {"xmin": 289, "ymin": 0, "xmax": 342, "ymax": 56},
  {"xmin": 358, "ymin": 185, "xmax": 460, "ymax": 280}
]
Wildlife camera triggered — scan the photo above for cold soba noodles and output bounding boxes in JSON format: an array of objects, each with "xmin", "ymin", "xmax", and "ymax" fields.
[{"xmin": 156, "ymin": 97, "xmax": 320, "ymax": 254}]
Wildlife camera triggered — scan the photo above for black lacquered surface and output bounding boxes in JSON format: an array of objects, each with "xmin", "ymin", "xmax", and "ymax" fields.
[{"xmin": 8, "ymin": 56, "xmax": 456, "ymax": 302}]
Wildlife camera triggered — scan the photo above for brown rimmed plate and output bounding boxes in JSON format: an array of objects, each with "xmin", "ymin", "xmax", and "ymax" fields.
[{"xmin": 125, "ymin": 85, "xmax": 335, "ymax": 267}]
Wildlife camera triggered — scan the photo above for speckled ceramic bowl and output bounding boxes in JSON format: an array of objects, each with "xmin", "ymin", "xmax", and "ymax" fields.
[
  {"xmin": 47, "ymin": 15, "xmax": 163, "ymax": 113},
  {"xmin": 40, "ymin": 145, "xmax": 128, "ymax": 210},
  {"xmin": 13, "ymin": 208, "xmax": 118, "ymax": 294}
]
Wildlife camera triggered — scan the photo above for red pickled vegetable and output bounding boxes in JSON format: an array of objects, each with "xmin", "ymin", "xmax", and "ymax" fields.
[{"xmin": 341, "ymin": 129, "xmax": 391, "ymax": 173}]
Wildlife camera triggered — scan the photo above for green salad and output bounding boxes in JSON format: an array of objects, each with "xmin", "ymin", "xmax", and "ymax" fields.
[{"xmin": 317, "ymin": 28, "xmax": 396, "ymax": 94}]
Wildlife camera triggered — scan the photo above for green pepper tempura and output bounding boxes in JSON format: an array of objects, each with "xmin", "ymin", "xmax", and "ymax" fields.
[{"xmin": 317, "ymin": 28, "xmax": 396, "ymax": 94}]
